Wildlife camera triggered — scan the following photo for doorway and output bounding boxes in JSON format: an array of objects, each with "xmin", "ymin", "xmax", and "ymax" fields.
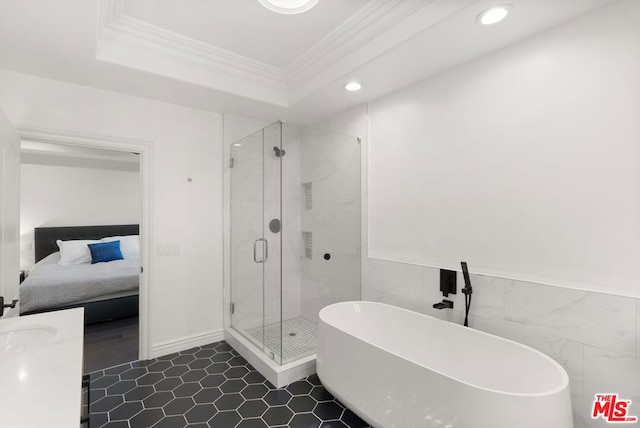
[{"xmin": 17, "ymin": 127, "xmax": 152, "ymax": 369}]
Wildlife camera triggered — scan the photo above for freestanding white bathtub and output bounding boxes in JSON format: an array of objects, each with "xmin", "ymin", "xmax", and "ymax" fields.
[{"xmin": 317, "ymin": 302, "xmax": 572, "ymax": 428}]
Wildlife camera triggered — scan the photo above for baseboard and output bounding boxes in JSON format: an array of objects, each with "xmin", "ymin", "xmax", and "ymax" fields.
[{"xmin": 151, "ymin": 329, "xmax": 225, "ymax": 358}]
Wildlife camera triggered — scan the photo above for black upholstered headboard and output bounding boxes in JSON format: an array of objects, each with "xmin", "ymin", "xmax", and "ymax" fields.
[{"xmin": 34, "ymin": 224, "xmax": 139, "ymax": 263}]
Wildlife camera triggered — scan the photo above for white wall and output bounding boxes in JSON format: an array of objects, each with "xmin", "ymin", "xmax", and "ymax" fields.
[
  {"xmin": 368, "ymin": 0, "xmax": 640, "ymax": 297},
  {"xmin": 0, "ymin": 70, "xmax": 224, "ymax": 354},
  {"xmin": 350, "ymin": 1, "xmax": 640, "ymax": 427},
  {"xmin": 0, "ymin": 108, "xmax": 20, "ymax": 317},
  {"xmin": 20, "ymin": 163, "xmax": 140, "ymax": 268}
]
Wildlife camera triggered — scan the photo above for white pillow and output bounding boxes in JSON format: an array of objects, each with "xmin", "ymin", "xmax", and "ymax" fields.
[
  {"xmin": 56, "ymin": 239, "xmax": 101, "ymax": 265},
  {"xmin": 101, "ymin": 235, "xmax": 140, "ymax": 259}
]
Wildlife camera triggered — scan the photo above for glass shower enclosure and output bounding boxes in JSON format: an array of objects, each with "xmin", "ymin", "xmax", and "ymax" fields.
[{"xmin": 230, "ymin": 121, "xmax": 361, "ymax": 365}]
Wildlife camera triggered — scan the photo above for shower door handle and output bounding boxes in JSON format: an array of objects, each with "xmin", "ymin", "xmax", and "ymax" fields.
[{"xmin": 253, "ymin": 238, "xmax": 268, "ymax": 263}]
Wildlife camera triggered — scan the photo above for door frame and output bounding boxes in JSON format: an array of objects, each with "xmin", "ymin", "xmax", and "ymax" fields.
[{"xmin": 17, "ymin": 126, "xmax": 153, "ymax": 360}]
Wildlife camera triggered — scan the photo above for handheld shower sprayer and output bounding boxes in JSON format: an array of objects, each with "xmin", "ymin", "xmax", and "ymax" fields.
[{"xmin": 461, "ymin": 261, "xmax": 473, "ymax": 327}]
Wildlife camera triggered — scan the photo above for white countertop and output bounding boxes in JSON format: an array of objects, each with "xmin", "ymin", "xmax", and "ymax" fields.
[{"xmin": 0, "ymin": 308, "xmax": 84, "ymax": 428}]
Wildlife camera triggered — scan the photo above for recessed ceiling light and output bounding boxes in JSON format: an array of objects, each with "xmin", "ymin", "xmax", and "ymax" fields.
[
  {"xmin": 233, "ymin": 143, "xmax": 242, "ymax": 147},
  {"xmin": 477, "ymin": 5, "xmax": 512, "ymax": 25},
  {"xmin": 345, "ymin": 81, "xmax": 362, "ymax": 92},
  {"xmin": 257, "ymin": 0, "xmax": 320, "ymax": 15}
]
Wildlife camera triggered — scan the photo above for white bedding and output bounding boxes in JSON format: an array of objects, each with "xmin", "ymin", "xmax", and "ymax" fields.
[{"xmin": 19, "ymin": 252, "xmax": 139, "ymax": 314}]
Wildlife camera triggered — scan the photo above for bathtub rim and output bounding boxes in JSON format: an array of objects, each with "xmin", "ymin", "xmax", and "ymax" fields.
[{"xmin": 318, "ymin": 301, "xmax": 570, "ymax": 398}]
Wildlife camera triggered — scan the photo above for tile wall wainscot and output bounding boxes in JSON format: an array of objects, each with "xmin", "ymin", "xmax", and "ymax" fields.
[
  {"xmin": 321, "ymin": 102, "xmax": 640, "ymax": 428},
  {"xmin": 361, "ymin": 257, "xmax": 640, "ymax": 428}
]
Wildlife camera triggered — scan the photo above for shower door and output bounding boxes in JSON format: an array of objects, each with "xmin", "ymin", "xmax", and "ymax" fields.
[{"xmin": 230, "ymin": 122, "xmax": 283, "ymax": 363}]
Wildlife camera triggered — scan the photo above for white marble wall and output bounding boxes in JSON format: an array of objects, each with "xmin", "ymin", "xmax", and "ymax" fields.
[
  {"xmin": 299, "ymin": 117, "xmax": 363, "ymax": 324},
  {"xmin": 362, "ymin": 259, "xmax": 640, "ymax": 428}
]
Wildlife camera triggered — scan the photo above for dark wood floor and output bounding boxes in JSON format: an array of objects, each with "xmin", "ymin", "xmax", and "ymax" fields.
[{"xmin": 83, "ymin": 316, "xmax": 139, "ymax": 374}]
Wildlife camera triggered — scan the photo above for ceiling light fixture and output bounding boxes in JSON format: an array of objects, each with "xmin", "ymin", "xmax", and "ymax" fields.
[
  {"xmin": 345, "ymin": 81, "xmax": 362, "ymax": 92},
  {"xmin": 477, "ymin": 5, "xmax": 512, "ymax": 25},
  {"xmin": 257, "ymin": 0, "xmax": 320, "ymax": 15}
]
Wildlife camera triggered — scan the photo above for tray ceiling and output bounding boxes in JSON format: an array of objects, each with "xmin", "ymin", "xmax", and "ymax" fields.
[
  {"xmin": 0, "ymin": 0, "xmax": 620, "ymax": 123},
  {"xmin": 122, "ymin": 0, "xmax": 371, "ymax": 68}
]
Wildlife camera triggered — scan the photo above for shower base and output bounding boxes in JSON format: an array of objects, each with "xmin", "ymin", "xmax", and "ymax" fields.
[
  {"xmin": 246, "ymin": 317, "xmax": 317, "ymax": 364},
  {"xmin": 224, "ymin": 325, "xmax": 316, "ymax": 388}
]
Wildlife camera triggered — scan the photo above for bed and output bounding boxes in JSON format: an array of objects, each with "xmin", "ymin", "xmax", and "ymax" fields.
[{"xmin": 19, "ymin": 224, "xmax": 140, "ymax": 324}]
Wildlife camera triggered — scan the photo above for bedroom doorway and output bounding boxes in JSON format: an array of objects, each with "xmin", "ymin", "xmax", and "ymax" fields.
[{"xmin": 16, "ymin": 128, "xmax": 152, "ymax": 371}]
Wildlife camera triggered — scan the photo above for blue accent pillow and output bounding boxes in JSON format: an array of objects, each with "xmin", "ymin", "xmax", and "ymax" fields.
[{"xmin": 88, "ymin": 240, "xmax": 124, "ymax": 264}]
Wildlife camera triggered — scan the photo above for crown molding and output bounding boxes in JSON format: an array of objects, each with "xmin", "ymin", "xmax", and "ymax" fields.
[
  {"xmin": 285, "ymin": 0, "xmax": 432, "ymax": 88},
  {"xmin": 96, "ymin": 0, "xmax": 435, "ymax": 106},
  {"xmin": 98, "ymin": 0, "xmax": 287, "ymax": 104}
]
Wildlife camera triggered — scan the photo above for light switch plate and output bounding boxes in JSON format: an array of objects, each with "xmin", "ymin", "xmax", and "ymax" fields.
[{"xmin": 157, "ymin": 243, "xmax": 180, "ymax": 256}]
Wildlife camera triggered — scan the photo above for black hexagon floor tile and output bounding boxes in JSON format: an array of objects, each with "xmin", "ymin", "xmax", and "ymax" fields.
[
  {"xmin": 237, "ymin": 418, "xmax": 269, "ymax": 428},
  {"xmin": 221, "ymin": 378, "xmax": 248, "ymax": 393},
  {"xmin": 119, "ymin": 367, "xmax": 147, "ymax": 380},
  {"xmin": 214, "ymin": 392, "xmax": 245, "ymax": 411},
  {"xmin": 163, "ymin": 364, "xmax": 190, "ymax": 377},
  {"xmin": 263, "ymin": 405, "xmax": 294, "ymax": 426},
  {"xmin": 287, "ymin": 395, "xmax": 316, "ymax": 413},
  {"xmin": 185, "ymin": 403, "xmax": 218, "ymax": 424},
  {"xmin": 163, "ymin": 397, "xmax": 196, "ymax": 416},
  {"xmin": 141, "ymin": 391, "xmax": 173, "ymax": 409},
  {"xmin": 109, "ymin": 401, "xmax": 143, "ymax": 421},
  {"xmin": 264, "ymin": 389, "xmax": 292, "ymax": 406},
  {"xmin": 206, "ymin": 362, "xmax": 230, "ymax": 374},
  {"xmin": 153, "ymin": 414, "xmax": 188, "ymax": 428},
  {"xmin": 193, "ymin": 387, "xmax": 223, "ymax": 404},
  {"xmin": 146, "ymin": 360, "xmax": 172, "ymax": 372},
  {"xmin": 286, "ymin": 380, "xmax": 313, "ymax": 396},
  {"xmin": 241, "ymin": 383, "xmax": 269, "ymax": 400},
  {"xmin": 226, "ymin": 366, "xmax": 250, "ymax": 379},
  {"xmin": 90, "ymin": 340, "xmax": 370, "ymax": 428},
  {"xmin": 128, "ymin": 408, "xmax": 164, "ymax": 428},
  {"xmin": 314, "ymin": 401, "xmax": 344, "ymax": 420},
  {"xmin": 123, "ymin": 385, "xmax": 155, "ymax": 401},
  {"xmin": 154, "ymin": 376, "xmax": 182, "ymax": 391},
  {"xmin": 209, "ymin": 410, "xmax": 242, "ymax": 427},
  {"xmin": 238, "ymin": 399, "xmax": 268, "ymax": 418}
]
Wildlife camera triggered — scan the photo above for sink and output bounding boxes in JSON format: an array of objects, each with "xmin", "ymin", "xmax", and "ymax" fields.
[{"xmin": 0, "ymin": 325, "xmax": 58, "ymax": 359}]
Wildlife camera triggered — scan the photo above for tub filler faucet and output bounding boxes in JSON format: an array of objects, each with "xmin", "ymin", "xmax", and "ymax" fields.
[{"xmin": 433, "ymin": 299, "xmax": 453, "ymax": 310}]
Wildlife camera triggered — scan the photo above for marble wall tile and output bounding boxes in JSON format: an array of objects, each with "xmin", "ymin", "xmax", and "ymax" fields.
[
  {"xmin": 505, "ymin": 281, "xmax": 637, "ymax": 356},
  {"xmin": 361, "ymin": 286, "xmax": 411, "ymax": 309},
  {"xmin": 313, "ymin": 226, "xmax": 341, "ymax": 256},
  {"xmin": 571, "ymin": 395, "xmax": 601, "ymax": 428},
  {"xmin": 422, "ymin": 266, "xmax": 506, "ymax": 322},
  {"xmin": 583, "ymin": 346, "xmax": 640, "ymax": 426},
  {"xmin": 362, "ymin": 258, "xmax": 423, "ymax": 301},
  {"xmin": 330, "ymin": 254, "xmax": 361, "ymax": 286},
  {"xmin": 340, "ymin": 227, "xmax": 361, "ymax": 257},
  {"xmin": 471, "ymin": 316, "xmax": 584, "ymax": 396},
  {"xmin": 584, "ymin": 346, "xmax": 640, "ymax": 398}
]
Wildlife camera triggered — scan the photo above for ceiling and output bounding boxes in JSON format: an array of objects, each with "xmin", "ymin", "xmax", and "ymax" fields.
[
  {"xmin": 0, "ymin": 0, "xmax": 619, "ymax": 124},
  {"xmin": 122, "ymin": 0, "xmax": 370, "ymax": 68}
]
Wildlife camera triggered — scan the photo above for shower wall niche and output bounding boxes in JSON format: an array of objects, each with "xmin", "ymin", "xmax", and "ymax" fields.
[{"xmin": 229, "ymin": 121, "xmax": 360, "ymax": 367}]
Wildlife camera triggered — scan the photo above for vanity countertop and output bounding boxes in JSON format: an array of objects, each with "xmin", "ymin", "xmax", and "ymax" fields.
[{"xmin": 0, "ymin": 308, "xmax": 84, "ymax": 428}]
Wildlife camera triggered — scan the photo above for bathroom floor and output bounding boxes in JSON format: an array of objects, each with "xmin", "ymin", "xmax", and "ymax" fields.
[
  {"xmin": 89, "ymin": 340, "xmax": 370, "ymax": 428},
  {"xmin": 246, "ymin": 317, "xmax": 317, "ymax": 363}
]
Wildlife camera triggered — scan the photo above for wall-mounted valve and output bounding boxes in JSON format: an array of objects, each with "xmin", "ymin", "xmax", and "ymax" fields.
[
  {"xmin": 0, "ymin": 296, "xmax": 19, "ymax": 317},
  {"xmin": 433, "ymin": 300, "xmax": 454, "ymax": 310}
]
